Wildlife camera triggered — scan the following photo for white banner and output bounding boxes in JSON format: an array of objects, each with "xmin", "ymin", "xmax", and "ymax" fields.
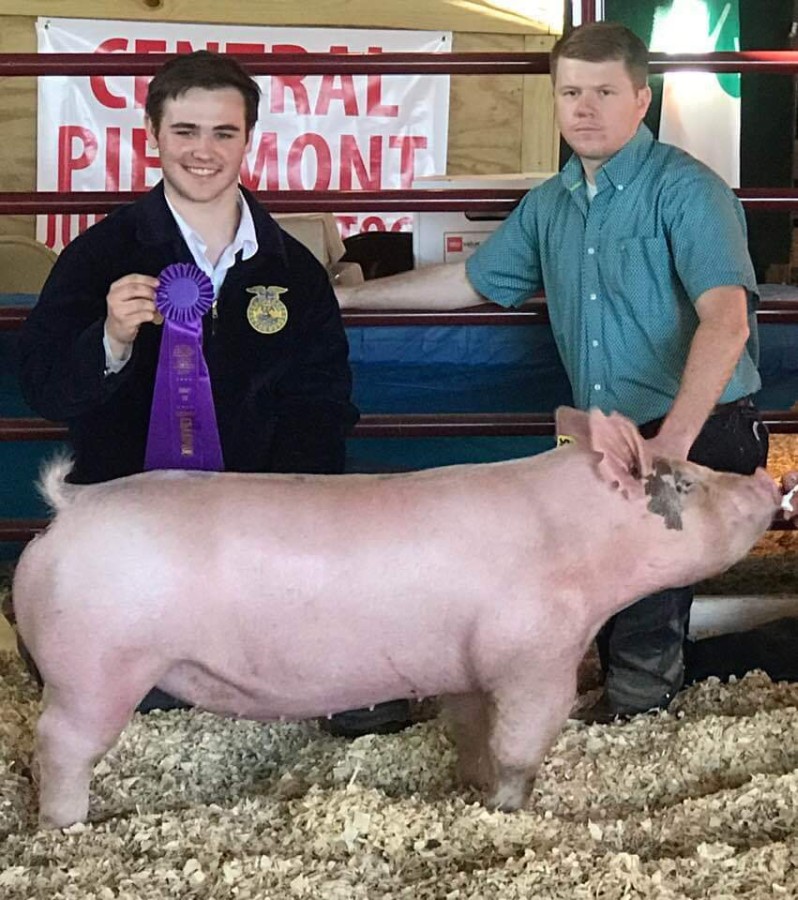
[{"xmin": 36, "ymin": 18, "xmax": 451, "ymax": 250}]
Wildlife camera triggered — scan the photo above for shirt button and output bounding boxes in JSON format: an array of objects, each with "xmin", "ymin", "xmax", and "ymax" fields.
[
  {"xmin": 587, "ymin": 247, "xmax": 595, "ymax": 255},
  {"xmin": 593, "ymin": 383, "xmax": 602, "ymax": 391},
  {"xmin": 617, "ymin": 184, "xmax": 624, "ymax": 191},
  {"xmin": 589, "ymin": 293, "xmax": 597, "ymax": 300},
  {"xmin": 592, "ymin": 340, "xmax": 599, "ymax": 348}
]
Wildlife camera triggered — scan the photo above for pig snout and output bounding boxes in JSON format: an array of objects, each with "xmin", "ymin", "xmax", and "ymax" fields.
[
  {"xmin": 720, "ymin": 466, "xmax": 780, "ymax": 533},
  {"xmin": 751, "ymin": 468, "xmax": 782, "ymax": 513},
  {"xmin": 753, "ymin": 467, "xmax": 783, "ymax": 509},
  {"xmin": 779, "ymin": 470, "xmax": 798, "ymax": 519}
]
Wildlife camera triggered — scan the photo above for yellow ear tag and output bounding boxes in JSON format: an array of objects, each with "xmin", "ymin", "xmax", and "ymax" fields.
[{"xmin": 556, "ymin": 434, "xmax": 576, "ymax": 448}]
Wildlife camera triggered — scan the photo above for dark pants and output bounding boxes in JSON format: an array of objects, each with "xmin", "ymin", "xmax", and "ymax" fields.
[{"xmin": 596, "ymin": 398, "xmax": 769, "ymax": 714}]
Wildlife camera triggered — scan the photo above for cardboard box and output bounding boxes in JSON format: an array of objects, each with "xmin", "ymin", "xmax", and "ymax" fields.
[
  {"xmin": 329, "ymin": 261, "xmax": 365, "ymax": 287},
  {"xmin": 411, "ymin": 173, "xmax": 554, "ymax": 268},
  {"xmin": 273, "ymin": 213, "xmax": 345, "ymax": 268}
]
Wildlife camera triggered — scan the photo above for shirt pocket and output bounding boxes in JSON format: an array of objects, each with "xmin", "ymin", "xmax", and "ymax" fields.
[{"xmin": 600, "ymin": 235, "xmax": 673, "ymax": 302}]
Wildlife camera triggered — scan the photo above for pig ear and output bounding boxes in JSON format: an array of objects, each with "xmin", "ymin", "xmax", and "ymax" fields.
[{"xmin": 587, "ymin": 408, "xmax": 652, "ymax": 498}]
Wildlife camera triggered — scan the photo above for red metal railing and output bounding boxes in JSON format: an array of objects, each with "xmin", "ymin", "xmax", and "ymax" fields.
[
  {"xmin": 3, "ymin": 50, "xmax": 798, "ymax": 77},
  {"xmin": 2, "ymin": 187, "xmax": 798, "ymax": 216},
  {"xmin": 4, "ymin": 298, "xmax": 798, "ymax": 333},
  {"xmin": 4, "ymin": 411, "xmax": 798, "ymax": 445}
]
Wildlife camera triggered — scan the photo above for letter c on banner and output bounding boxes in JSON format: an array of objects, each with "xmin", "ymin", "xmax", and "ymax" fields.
[{"xmin": 91, "ymin": 37, "xmax": 128, "ymax": 109}]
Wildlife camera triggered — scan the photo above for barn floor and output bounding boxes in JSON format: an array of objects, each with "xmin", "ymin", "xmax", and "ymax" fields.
[
  {"xmin": 2, "ymin": 651, "xmax": 798, "ymax": 899},
  {"xmin": 2, "ymin": 437, "xmax": 798, "ymax": 898},
  {"xmin": 0, "ymin": 616, "xmax": 13, "ymax": 653}
]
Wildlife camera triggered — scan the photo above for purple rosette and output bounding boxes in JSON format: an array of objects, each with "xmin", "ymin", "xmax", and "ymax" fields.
[
  {"xmin": 144, "ymin": 263, "xmax": 224, "ymax": 472},
  {"xmin": 155, "ymin": 262, "xmax": 215, "ymax": 323}
]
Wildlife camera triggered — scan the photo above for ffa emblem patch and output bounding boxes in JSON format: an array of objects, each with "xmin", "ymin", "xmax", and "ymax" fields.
[{"xmin": 246, "ymin": 285, "xmax": 289, "ymax": 334}]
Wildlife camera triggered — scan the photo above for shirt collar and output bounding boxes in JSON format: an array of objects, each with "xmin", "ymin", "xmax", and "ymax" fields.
[
  {"xmin": 559, "ymin": 124, "xmax": 654, "ymax": 194},
  {"xmin": 165, "ymin": 189, "xmax": 259, "ymax": 265}
]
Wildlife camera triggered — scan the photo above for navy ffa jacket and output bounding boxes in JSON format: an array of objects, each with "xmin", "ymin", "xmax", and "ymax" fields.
[{"xmin": 18, "ymin": 183, "xmax": 359, "ymax": 484}]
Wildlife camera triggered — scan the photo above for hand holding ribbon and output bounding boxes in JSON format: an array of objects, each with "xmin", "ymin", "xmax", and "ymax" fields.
[{"xmin": 144, "ymin": 263, "xmax": 224, "ymax": 471}]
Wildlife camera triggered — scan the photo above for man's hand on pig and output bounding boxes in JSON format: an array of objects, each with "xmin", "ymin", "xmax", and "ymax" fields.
[{"xmin": 644, "ymin": 431, "xmax": 692, "ymax": 465}]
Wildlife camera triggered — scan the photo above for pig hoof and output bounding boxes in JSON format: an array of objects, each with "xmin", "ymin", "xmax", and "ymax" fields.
[
  {"xmin": 487, "ymin": 791, "xmax": 523, "ymax": 813},
  {"xmin": 488, "ymin": 766, "xmax": 531, "ymax": 812},
  {"xmin": 487, "ymin": 784, "xmax": 527, "ymax": 813},
  {"xmin": 39, "ymin": 814, "xmax": 80, "ymax": 830}
]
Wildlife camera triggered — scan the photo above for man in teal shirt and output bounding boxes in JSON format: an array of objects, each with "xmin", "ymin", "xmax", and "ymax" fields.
[{"xmin": 338, "ymin": 21, "xmax": 769, "ymax": 722}]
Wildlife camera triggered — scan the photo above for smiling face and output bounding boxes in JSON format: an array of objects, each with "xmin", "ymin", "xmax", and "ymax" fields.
[
  {"xmin": 145, "ymin": 86, "xmax": 252, "ymax": 213},
  {"xmin": 553, "ymin": 57, "xmax": 651, "ymax": 180}
]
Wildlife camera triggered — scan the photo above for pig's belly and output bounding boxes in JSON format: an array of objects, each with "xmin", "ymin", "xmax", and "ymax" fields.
[{"xmin": 155, "ymin": 653, "xmax": 469, "ymax": 722}]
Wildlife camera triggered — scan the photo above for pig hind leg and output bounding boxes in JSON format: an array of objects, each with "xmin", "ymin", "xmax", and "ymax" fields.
[
  {"xmin": 35, "ymin": 668, "xmax": 157, "ymax": 828},
  {"xmin": 486, "ymin": 668, "xmax": 576, "ymax": 812}
]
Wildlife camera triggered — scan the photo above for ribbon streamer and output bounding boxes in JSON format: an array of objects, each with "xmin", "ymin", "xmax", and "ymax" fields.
[{"xmin": 144, "ymin": 263, "xmax": 224, "ymax": 471}]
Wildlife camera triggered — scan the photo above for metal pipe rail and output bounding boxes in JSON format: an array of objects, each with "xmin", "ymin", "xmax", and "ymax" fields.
[
  {"xmin": 5, "ymin": 299, "xmax": 798, "ymax": 331},
  {"xmin": 2, "ymin": 50, "xmax": 798, "ymax": 77},
  {"xmin": 2, "ymin": 187, "xmax": 798, "ymax": 216},
  {"xmin": 4, "ymin": 410, "xmax": 798, "ymax": 443}
]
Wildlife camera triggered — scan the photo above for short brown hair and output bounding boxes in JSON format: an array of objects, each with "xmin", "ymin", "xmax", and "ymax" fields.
[
  {"xmin": 550, "ymin": 22, "xmax": 649, "ymax": 90},
  {"xmin": 145, "ymin": 50, "xmax": 261, "ymax": 135}
]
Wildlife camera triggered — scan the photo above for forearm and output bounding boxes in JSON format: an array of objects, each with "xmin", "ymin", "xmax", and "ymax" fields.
[
  {"xmin": 336, "ymin": 261, "xmax": 485, "ymax": 311},
  {"xmin": 658, "ymin": 315, "xmax": 749, "ymax": 456}
]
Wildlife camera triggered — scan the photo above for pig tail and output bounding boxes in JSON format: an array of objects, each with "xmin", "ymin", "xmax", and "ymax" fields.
[{"xmin": 37, "ymin": 454, "xmax": 77, "ymax": 512}]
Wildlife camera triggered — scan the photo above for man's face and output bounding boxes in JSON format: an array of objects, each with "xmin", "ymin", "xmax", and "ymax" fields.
[
  {"xmin": 553, "ymin": 57, "xmax": 651, "ymax": 172},
  {"xmin": 145, "ymin": 87, "xmax": 252, "ymax": 208}
]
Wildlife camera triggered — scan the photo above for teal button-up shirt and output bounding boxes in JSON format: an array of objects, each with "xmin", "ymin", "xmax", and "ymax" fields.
[{"xmin": 466, "ymin": 125, "xmax": 760, "ymax": 425}]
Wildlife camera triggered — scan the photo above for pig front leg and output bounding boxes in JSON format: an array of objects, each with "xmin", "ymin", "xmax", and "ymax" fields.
[{"xmin": 486, "ymin": 667, "xmax": 577, "ymax": 813}]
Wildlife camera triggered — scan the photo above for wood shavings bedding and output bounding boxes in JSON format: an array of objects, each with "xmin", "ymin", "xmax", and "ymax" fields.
[
  {"xmin": 3, "ymin": 651, "xmax": 798, "ymax": 900},
  {"xmin": 2, "ymin": 434, "xmax": 797, "ymax": 898}
]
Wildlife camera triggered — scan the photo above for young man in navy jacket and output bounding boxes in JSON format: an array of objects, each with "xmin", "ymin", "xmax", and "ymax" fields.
[
  {"xmin": 18, "ymin": 51, "xmax": 409, "ymax": 736},
  {"xmin": 20, "ymin": 51, "xmax": 356, "ymax": 484}
]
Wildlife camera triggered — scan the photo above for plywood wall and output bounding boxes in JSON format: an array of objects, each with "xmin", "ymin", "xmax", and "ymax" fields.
[
  {"xmin": 0, "ymin": 2, "xmax": 560, "ymax": 238},
  {"xmin": 0, "ymin": 1, "xmax": 561, "ymax": 33},
  {"xmin": 0, "ymin": 17, "xmax": 38, "ymax": 238}
]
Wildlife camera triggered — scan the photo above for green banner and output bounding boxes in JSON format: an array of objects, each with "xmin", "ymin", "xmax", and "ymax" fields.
[
  {"xmin": 651, "ymin": 0, "xmax": 741, "ymax": 98},
  {"xmin": 607, "ymin": 0, "xmax": 741, "ymax": 186}
]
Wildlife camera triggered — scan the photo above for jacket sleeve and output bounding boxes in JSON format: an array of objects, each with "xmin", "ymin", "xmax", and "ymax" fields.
[
  {"xmin": 17, "ymin": 234, "xmax": 136, "ymax": 422},
  {"xmin": 267, "ymin": 255, "xmax": 359, "ymax": 475}
]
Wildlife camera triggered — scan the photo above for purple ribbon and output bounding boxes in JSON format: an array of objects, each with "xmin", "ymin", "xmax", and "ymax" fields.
[{"xmin": 144, "ymin": 263, "xmax": 224, "ymax": 471}]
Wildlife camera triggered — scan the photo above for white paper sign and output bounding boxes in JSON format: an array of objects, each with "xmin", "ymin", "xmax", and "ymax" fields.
[{"xmin": 36, "ymin": 18, "xmax": 451, "ymax": 249}]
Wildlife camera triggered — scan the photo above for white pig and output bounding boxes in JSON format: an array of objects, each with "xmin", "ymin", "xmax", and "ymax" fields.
[{"xmin": 13, "ymin": 406, "xmax": 781, "ymax": 828}]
